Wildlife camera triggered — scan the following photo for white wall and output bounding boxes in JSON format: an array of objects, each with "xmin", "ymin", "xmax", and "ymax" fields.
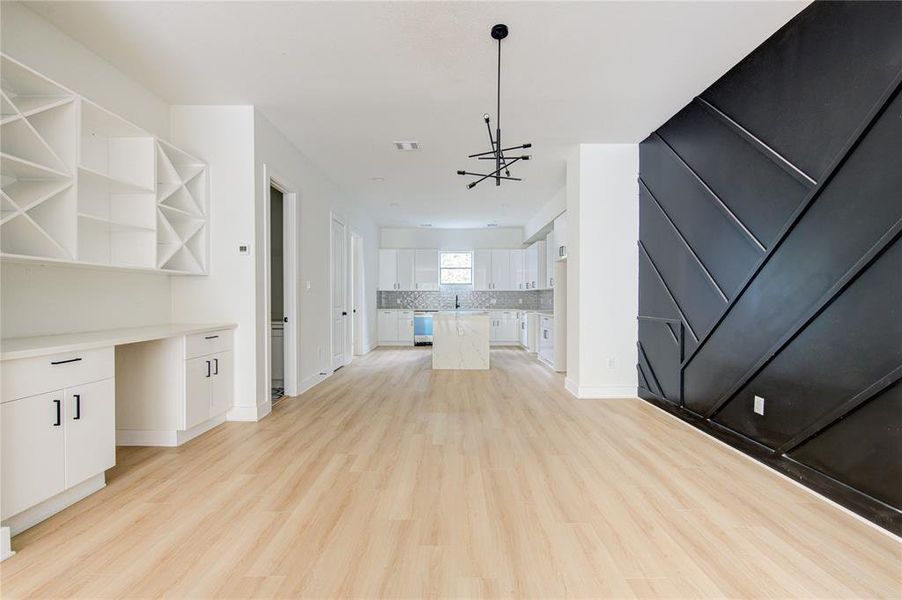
[
  {"xmin": 0, "ymin": 1, "xmax": 174, "ymax": 339},
  {"xmin": 1, "ymin": 265, "xmax": 172, "ymax": 338},
  {"xmin": 523, "ymin": 187, "xmax": 566, "ymax": 244},
  {"xmin": 0, "ymin": 1, "xmax": 170, "ymax": 137},
  {"xmin": 380, "ymin": 227, "xmax": 523, "ymax": 249},
  {"xmin": 168, "ymin": 106, "xmax": 259, "ymax": 418},
  {"xmin": 565, "ymin": 144, "xmax": 639, "ymax": 399},
  {"xmin": 253, "ymin": 111, "xmax": 379, "ymax": 400}
]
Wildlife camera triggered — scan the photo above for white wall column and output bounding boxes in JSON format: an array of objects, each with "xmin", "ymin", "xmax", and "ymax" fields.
[{"xmin": 565, "ymin": 144, "xmax": 639, "ymax": 399}]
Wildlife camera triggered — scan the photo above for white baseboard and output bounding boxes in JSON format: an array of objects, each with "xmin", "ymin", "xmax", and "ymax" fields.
[
  {"xmin": 117, "ymin": 413, "xmax": 227, "ymax": 447},
  {"xmin": 377, "ymin": 341, "xmax": 414, "ymax": 347},
  {"xmin": 490, "ymin": 341, "xmax": 521, "ymax": 346},
  {"xmin": 2, "ymin": 474, "xmax": 105, "ymax": 537},
  {"xmin": 227, "ymin": 402, "xmax": 270, "ymax": 422},
  {"xmin": 297, "ymin": 371, "xmax": 331, "ymax": 396},
  {"xmin": 564, "ymin": 378, "xmax": 637, "ymax": 399},
  {"xmin": 1, "ymin": 527, "xmax": 12, "ymax": 561}
]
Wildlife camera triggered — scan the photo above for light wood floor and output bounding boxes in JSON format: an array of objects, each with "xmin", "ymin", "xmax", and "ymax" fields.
[{"xmin": 2, "ymin": 347, "xmax": 900, "ymax": 598}]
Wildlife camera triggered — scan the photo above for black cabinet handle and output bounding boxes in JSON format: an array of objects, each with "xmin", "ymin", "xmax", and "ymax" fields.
[
  {"xmin": 342, "ymin": 311, "xmax": 348, "ymax": 316},
  {"xmin": 51, "ymin": 357, "xmax": 82, "ymax": 366},
  {"xmin": 73, "ymin": 394, "xmax": 81, "ymax": 420},
  {"xmin": 205, "ymin": 335, "xmax": 219, "ymax": 340},
  {"xmin": 206, "ymin": 360, "xmax": 211, "ymax": 378},
  {"xmin": 213, "ymin": 358, "xmax": 219, "ymax": 375},
  {"xmin": 53, "ymin": 399, "xmax": 61, "ymax": 426}
]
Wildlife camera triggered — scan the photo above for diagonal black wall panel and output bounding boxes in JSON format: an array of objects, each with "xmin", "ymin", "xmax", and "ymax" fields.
[
  {"xmin": 639, "ymin": 189, "xmax": 726, "ymax": 339},
  {"xmin": 702, "ymin": 1, "xmax": 902, "ymax": 180},
  {"xmin": 683, "ymin": 89, "xmax": 902, "ymax": 414},
  {"xmin": 657, "ymin": 100, "xmax": 810, "ymax": 245},
  {"xmin": 637, "ymin": 1, "xmax": 902, "ymax": 531},
  {"xmin": 714, "ymin": 239, "xmax": 902, "ymax": 450},
  {"xmin": 640, "ymin": 135, "xmax": 763, "ymax": 298}
]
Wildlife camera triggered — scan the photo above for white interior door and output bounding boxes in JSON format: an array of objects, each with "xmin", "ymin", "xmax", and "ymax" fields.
[{"xmin": 331, "ymin": 217, "xmax": 347, "ymax": 369}]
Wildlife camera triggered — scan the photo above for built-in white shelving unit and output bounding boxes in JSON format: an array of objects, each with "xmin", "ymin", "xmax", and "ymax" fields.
[{"xmin": 0, "ymin": 54, "xmax": 209, "ymax": 275}]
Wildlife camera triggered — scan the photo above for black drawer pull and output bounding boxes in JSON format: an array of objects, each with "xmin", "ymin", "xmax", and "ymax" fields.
[
  {"xmin": 204, "ymin": 335, "xmax": 219, "ymax": 340},
  {"xmin": 73, "ymin": 394, "xmax": 81, "ymax": 420},
  {"xmin": 53, "ymin": 399, "xmax": 61, "ymax": 426},
  {"xmin": 206, "ymin": 360, "xmax": 211, "ymax": 378},
  {"xmin": 213, "ymin": 358, "xmax": 219, "ymax": 375},
  {"xmin": 51, "ymin": 357, "xmax": 82, "ymax": 366}
]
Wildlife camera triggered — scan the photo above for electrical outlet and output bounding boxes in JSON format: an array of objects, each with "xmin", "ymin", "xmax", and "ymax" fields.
[
  {"xmin": 518, "ymin": 298, "xmax": 523, "ymax": 304},
  {"xmin": 490, "ymin": 298, "xmax": 497, "ymax": 305},
  {"xmin": 238, "ymin": 243, "xmax": 250, "ymax": 255},
  {"xmin": 607, "ymin": 357, "xmax": 616, "ymax": 369},
  {"xmin": 753, "ymin": 395, "xmax": 765, "ymax": 415}
]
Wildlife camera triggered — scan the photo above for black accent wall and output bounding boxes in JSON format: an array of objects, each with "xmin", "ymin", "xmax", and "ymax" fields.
[{"xmin": 637, "ymin": 1, "xmax": 902, "ymax": 533}]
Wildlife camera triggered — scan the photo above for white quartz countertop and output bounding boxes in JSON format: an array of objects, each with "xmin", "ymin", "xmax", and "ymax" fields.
[{"xmin": 1, "ymin": 323, "xmax": 237, "ymax": 361}]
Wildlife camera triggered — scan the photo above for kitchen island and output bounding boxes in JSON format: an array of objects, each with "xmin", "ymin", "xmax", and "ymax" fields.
[{"xmin": 432, "ymin": 311, "xmax": 490, "ymax": 370}]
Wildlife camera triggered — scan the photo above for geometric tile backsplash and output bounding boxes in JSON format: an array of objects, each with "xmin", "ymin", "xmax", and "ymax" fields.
[{"xmin": 378, "ymin": 288, "xmax": 553, "ymax": 311}]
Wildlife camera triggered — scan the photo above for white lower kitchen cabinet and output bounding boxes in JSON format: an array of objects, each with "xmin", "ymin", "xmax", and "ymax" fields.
[
  {"xmin": 378, "ymin": 310, "xmax": 414, "ymax": 345},
  {"xmin": 539, "ymin": 315, "xmax": 554, "ymax": 365},
  {"xmin": 115, "ymin": 328, "xmax": 234, "ymax": 447},
  {"xmin": 518, "ymin": 311, "xmax": 538, "ymax": 352},
  {"xmin": 490, "ymin": 311, "xmax": 519, "ymax": 344},
  {"xmin": 1, "ymin": 347, "xmax": 116, "ymax": 535}
]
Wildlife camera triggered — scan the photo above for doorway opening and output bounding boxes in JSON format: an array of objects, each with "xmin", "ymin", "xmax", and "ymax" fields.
[
  {"xmin": 265, "ymin": 170, "xmax": 298, "ymax": 408},
  {"xmin": 270, "ymin": 186, "xmax": 285, "ymax": 401}
]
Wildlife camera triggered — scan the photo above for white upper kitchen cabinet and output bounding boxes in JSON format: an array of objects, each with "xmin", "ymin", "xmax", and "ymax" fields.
[
  {"xmin": 379, "ymin": 248, "xmax": 416, "ymax": 290},
  {"xmin": 510, "ymin": 249, "xmax": 525, "ymax": 290},
  {"xmin": 414, "ymin": 249, "xmax": 439, "ymax": 290},
  {"xmin": 378, "ymin": 249, "xmax": 398, "ymax": 290},
  {"xmin": 525, "ymin": 240, "xmax": 546, "ymax": 289},
  {"xmin": 397, "ymin": 249, "xmax": 415, "ymax": 291},
  {"xmin": 473, "ymin": 249, "xmax": 492, "ymax": 291},
  {"xmin": 553, "ymin": 212, "xmax": 568, "ymax": 259},
  {"xmin": 545, "ymin": 231, "xmax": 555, "ymax": 288},
  {"xmin": 491, "ymin": 249, "xmax": 512, "ymax": 290}
]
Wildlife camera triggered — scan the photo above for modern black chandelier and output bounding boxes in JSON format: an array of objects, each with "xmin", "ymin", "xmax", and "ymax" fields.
[{"xmin": 457, "ymin": 23, "xmax": 532, "ymax": 189}]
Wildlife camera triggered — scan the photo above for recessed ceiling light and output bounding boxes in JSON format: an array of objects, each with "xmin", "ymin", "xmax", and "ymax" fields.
[
  {"xmin": 419, "ymin": 223, "xmax": 433, "ymax": 228},
  {"xmin": 372, "ymin": 176, "xmax": 385, "ymax": 182},
  {"xmin": 394, "ymin": 141, "xmax": 420, "ymax": 151}
]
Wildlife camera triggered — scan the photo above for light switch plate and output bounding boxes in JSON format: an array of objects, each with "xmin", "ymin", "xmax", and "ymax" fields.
[{"xmin": 753, "ymin": 395, "xmax": 765, "ymax": 415}]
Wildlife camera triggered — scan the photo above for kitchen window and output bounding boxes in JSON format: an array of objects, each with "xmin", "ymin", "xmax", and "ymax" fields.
[{"xmin": 440, "ymin": 251, "xmax": 473, "ymax": 285}]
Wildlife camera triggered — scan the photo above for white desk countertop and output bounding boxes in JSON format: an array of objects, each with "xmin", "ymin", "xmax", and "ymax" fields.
[{"xmin": 1, "ymin": 323, "xmax": 237, "ymax": 361}]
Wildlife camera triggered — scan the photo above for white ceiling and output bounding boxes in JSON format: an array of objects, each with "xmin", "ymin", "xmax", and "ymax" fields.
[{"xmin": 30, "ymin": 1, "xmax": 807, "ymax": 228}]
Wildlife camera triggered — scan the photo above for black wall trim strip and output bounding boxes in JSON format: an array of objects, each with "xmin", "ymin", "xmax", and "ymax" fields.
[
  {"xmin": 638, "ymin": 241, "xmax": 700, "ymax": 342},
  {"xmin": 640, "ymin": 178, "xmax": 729, "ymax": 302},
  {"xmin": 653, "ymin": 132, "xmax": 767, "ymax": 253},
  {"xmin": 776, "ymin": 366, "xmax": 902, "ymax": 455},
  {"xmin": 695, "ymin": 96, "xmax": 817, "ymax": 188},
  {"xmin": 637, "ymin": 341, "xmax": 667, "ymax": 402}
]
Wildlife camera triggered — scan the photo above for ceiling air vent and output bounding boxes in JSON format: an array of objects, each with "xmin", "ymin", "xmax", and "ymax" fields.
[{"xmin": 394, "ymin": 141, "xmax": 420, "ymax": 151}]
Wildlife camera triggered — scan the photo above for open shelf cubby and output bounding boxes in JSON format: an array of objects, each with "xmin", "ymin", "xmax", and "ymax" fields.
[{"xmin": 0, "ymin": 53, "xmax": 209, "ymax": 274}]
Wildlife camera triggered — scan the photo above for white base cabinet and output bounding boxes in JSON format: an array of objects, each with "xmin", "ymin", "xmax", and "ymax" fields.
[
  {"xmin": 490, "ymin": 311, "xmax": 519, "ymax": 344},
  {"xmin": 378, "ymin": 310, "xmax": 414, "ymax": 345},
  {"xmin": 1, "ymin": 348, "xmax": 115, "ymax": 532},
  {"xmin": 115, "ymin": 328, "xmax": 233, "ymax": 446},
  {"xmin": 539, "ymin": 315, "xmax": 554, "ymax": 365}
]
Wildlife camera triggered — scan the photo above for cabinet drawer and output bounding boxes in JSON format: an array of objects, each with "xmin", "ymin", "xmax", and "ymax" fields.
[
  {"xmin": 185, "ymin": 329, "xmax": 233, "ymax": 359},
  {"xmin": 2, "ymin": 347, "xmax": 114, "ymax": 402}
]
